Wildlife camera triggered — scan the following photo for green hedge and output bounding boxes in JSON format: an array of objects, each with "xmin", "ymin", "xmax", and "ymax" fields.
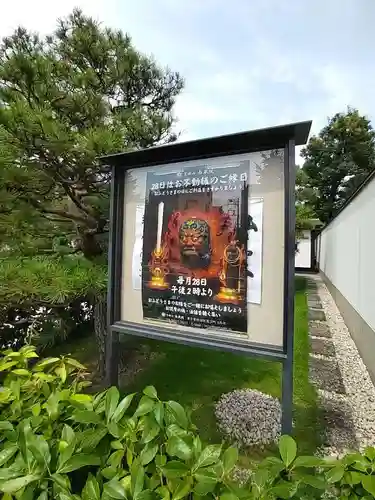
[{"xmin": 0, "ymin": 346, "xmax": 374, "ymax": 499}]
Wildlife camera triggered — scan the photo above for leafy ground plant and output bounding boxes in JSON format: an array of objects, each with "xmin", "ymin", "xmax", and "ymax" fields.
[
  {"xmin": 0, "ymin": 346, "xmax": 240, "ymax": 499},
  {"xmin": 1, "ymin": 346, "xmax": 374, "ymax": 499}
]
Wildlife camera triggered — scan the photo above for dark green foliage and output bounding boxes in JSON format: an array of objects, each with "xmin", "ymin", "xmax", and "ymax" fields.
[
  {"xmin": 0, "ymin": 10, "xmax": 183, "ymax": 368},
  {"xmin": 300, "ymin": 108, "xmax": 375, "ymax": 223},
  {"xmin": 1, "ymin": 346, "xmax": 374, "ymax": 499}
]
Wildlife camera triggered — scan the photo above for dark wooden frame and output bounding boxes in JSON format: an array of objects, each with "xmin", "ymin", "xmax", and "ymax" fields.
[{"xmin": 101, "ymin": 120, "xmax": 312, "ymax": 434}]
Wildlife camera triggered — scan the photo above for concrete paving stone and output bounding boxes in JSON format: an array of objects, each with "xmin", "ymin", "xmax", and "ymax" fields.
[
  {"xmin": 309, "ymin": 322, "xmax": 332, "ymax": 338},
  {"xmin": 311, "ymin": 337, "xmax": 336, "ymax": 357},
  {"xmin": 308, "ymin": 300, "xmax": 323, "ymax": 309},
  {"xmin": 319, "ymin": 392, "xmax": 358, "ymax": 451},
  {"xmin": 308, "ymin": 308, "xmax": 326, "ymax": 321},
  {"xmin": 310, "ymin": 356, "xmax": 346, "ymax": 394},
  {"xmin": 308, "ymin": 294, "xmax": 321, "ymax": 303}
]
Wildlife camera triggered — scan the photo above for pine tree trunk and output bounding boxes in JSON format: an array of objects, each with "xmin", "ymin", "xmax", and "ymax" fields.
[{"xmin": 94, "ymin": 294, "xmax": 107, "ymax": 377}]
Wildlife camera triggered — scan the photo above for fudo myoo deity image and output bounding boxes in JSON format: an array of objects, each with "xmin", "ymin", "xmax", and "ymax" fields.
[{"xmin": 141, "ymin": 163, "xmax": 251, "ymax": 334}]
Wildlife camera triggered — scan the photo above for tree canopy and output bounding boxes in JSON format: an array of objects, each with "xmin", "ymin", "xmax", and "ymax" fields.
[
  {"xmin": 299, "ymin": 108, "xmax": 375, "ymax": 223},
  {"xmin": 0, "ymin": 10, "xmax": 183, "ymax": 372}
]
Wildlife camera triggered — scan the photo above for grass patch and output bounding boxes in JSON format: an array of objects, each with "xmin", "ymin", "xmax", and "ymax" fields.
[{"xmin": 123, "ymin": 276, "xmax": 322, "ymax": 456}]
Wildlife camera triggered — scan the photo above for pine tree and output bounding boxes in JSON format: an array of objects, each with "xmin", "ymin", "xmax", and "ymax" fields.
[{"xmin": 0, "ymin": 10, "xmax": 183, "ymax": 374}]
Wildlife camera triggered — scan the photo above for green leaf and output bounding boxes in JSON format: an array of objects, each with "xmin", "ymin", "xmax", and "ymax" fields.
[
  {"xmin": 292, "ymin": 455, "xmax": 323, "ymax": 468},
  {"xmin": 220, "ymin": 493, "xmax": 240, "ymax": 500},
  {"xmin": 70, "ymin": 394, "xmax": 93, "ymax": 407},
  {"xmin": 222, "ymin": 447, "xmax": 238, "ymax": 473},
  {"xmin": 156, "ymin": 486, "xmax": 170, "ymax": 500},
  {"xmin": 101, "ymin": 466, "xmax": 118, "ymax": 480},
  {"xmin": 107, "ymin": 421, "xmax": 123, "ymax": 438},
  {"xmin": 23, "ymin": 351, "xmax": 39, "ymax": 359},
  {"xmin": 0, "ymin": 445, "xmax": 18, "ymax": 467},
  {"xmin": 0, "ymin": 475, "xmax": 39, "ymax": 494},
  {"xmin": 364, "ymin": 446, "xmax": 375, "ymax": 461},
  {"xmin": 19, "ymin": 420, "xmax": 33, "ymax": 469},
  {"xmin": 142, "ymin": 415, "xmax": 160, "ymax": 443},
  {"xmin": 271, "ymin": 481, "xmax": 298, "ymax": 499},
  {"xmin": 350, "ymin": 471, "xmax": 365, "ymax": 484},
  {"xmin": 299, "ymin": 474, "xmax": 326, "ymax": 489},
  {"xmin": 166, "ymin": 436, "xmax": 193, "ymax": 461},
  {"xmin": 51, "ymin": 473, "xmax": 71, "ymax": 491},
  {"xmin": 35, "ymin": 357, "xmax": 60, "ymax": 370},
  {"xmin": 362, "ymin": 475, "xmax": 375, "ymax": 496},
  {"xmin": 140, "ymin": 442, "xmax": 159, "ymax": 465},
  {"xmin": 105, "ymin": 386, "xmax": 120, "ymax": 422},
  {"xmin": 0, "ymin": 421, "xmax": 14, "ymax": 432},
  {"xmin": 0, "ymin": 361, "xmax": 18, "ymax": 371},
  {"xmin": 79, "ymin": 427, "xmax": 107, "ymax": 452},
  {"xmin": 112, "ymin": 393, "xmax": 135, "ymax": 422},
  {"xmin": 194, "ymin": 467, "xmax": 218, "ymax": 484},
  {"xmin": 172, "ymin": 477, "xmax": 192, "ymax": 500},
  {"xmin": 71, "ymin": 410, "xmax": 102, "ymax": 425},
  {"xmin": 278, "ymin": 435, "xmax": 297, "ymax": 467},
  {"xmin": 166, "ymin": 401, "xmax": 188, "ymax": 429},
  {"xmin": 143, "ymin": 386, "xmax": 158, "ymax": 399},
  {"xmin": 154, "ymin": 401, "xmax": 165, "ymax": 426},
  {"xmin": 62, "ymin": 424, "xmax": 75, "ymax": 445},
  {"xmin": 103, "ymin": 479, "xmax": 127, "ymax": 499},
  {"xmin": 326, "ymin": 465, "xmax": 345, "ymax": 483},
  {"xmin": 107, "ymin": 450, "xmax": 124, "ymax": 468},
  {"xmin": 162, "ymin": 461, "xmax": 190, "ymax": 478},
  {"xmin": 0, "ymin": 469, "xmax": 21, "ymax": 481},
  {"xmin": 36, "ymin": 492, "xmax": 48, "ymax": 500},
  {"xmin": 29, "ymin": 434, "xmax": 51, "ymax": 468},
  {"xmin": 134, "ymin": 396, "xmax": 155, "ymax": 417},
  {"xmin": 131, "ymin": 461, "xmax": 145, "ymax": 498},
  {"xmin": 194, "ymin": 480, "xmax": 216, "ymax": 496},
  {"xmin": 166, "ymin": 424, "xmax": 189, "ymax": 439},
  {"xmin": 57, "ymin": 453, "xmax": 100, "ymax": 473},
  {"xmin": 65, "ymin": 357, "xmax": 86, "ymax": 370},
  {"xmin": 136, "ymin": 490, "xmax": 154, "ymax": 500},
  {"xmin": 11, "ymin": 368, "xmax": 30, "ymax": 376},
  {"xmin": 193, "ymin": 445, "xmax": 222, "ymax": 471}
]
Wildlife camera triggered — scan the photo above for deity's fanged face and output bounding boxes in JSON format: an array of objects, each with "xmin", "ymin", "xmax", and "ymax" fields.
[{"xmin": 179, "ymin": 217, "xmax": 211, "ymax": 268}]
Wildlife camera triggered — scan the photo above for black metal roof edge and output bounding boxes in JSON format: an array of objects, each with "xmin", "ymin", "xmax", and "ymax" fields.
[
  {"xmin": 100, "ymin": 120, "xmax": 312, "ymax": 168},
  {"xmin": 317, "ymin": 168, "xmax": 375, "ymax": 234}
]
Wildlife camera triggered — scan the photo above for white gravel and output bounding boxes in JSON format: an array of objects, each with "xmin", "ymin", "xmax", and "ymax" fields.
[
  {"xmin": 215, "ymin": 389, "xmax": 281, "ymax": 448},
  {"xmin": 316, "ymin": 278, "xmax": 375, "ymax": 450}
]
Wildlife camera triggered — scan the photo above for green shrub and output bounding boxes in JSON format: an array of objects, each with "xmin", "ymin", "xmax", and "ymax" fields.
[{"xmin": 0, "ymin": 346, "xmax": 374, "ymax": 499}]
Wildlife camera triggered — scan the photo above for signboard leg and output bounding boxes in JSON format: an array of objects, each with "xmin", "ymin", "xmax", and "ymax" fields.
[
  {"xmin": 105, "ymin": 329, "xmax": 119, "ymax": 387},
  {"xmin": 281, "ymin": 356, "xmax": 293, "ymax": 435}
]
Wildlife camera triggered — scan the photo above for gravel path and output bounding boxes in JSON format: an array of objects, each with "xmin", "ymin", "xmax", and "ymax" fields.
[{"xmin": 313, "ymin": 276, "xmax": 375, "ymax": 451}]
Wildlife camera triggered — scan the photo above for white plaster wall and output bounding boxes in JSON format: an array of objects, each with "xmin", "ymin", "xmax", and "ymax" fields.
[
  {"xmin": 295, "ymin": 230, "xmax": 312, "ymax": 268},
  {"xmin": 318, "ymin": 177, "xmax": 375, "ymax": 331}
]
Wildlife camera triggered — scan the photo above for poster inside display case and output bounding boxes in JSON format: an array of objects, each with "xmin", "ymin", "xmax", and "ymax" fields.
[
  {"xmin": 122, "ymin": 149, "xmax": 285, "ymax": 348},
  {"xmin": 142, "ymin": 161, "xmax": 249, "ymax": 334}
]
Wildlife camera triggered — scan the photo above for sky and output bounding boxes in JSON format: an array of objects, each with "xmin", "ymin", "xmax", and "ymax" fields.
[{"xmin": 1, "ymin": 0, "xmax": 374, "ymax": 164}]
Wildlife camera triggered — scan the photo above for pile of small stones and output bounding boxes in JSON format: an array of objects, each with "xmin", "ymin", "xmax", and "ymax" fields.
[{"xmin": 215, "ymin": 388, "xmax": 281, "ymax": 447}]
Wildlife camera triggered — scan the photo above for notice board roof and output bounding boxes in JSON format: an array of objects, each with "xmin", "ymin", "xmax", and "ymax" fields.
[{"xmin": 100, "ymin": 120, "xmax": 312, "ymax": 169}]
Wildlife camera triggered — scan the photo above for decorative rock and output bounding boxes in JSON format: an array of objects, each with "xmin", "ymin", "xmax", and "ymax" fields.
[{"xmin": 215, "ymin": 389, "xmax": 281, "ymax": 447}]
